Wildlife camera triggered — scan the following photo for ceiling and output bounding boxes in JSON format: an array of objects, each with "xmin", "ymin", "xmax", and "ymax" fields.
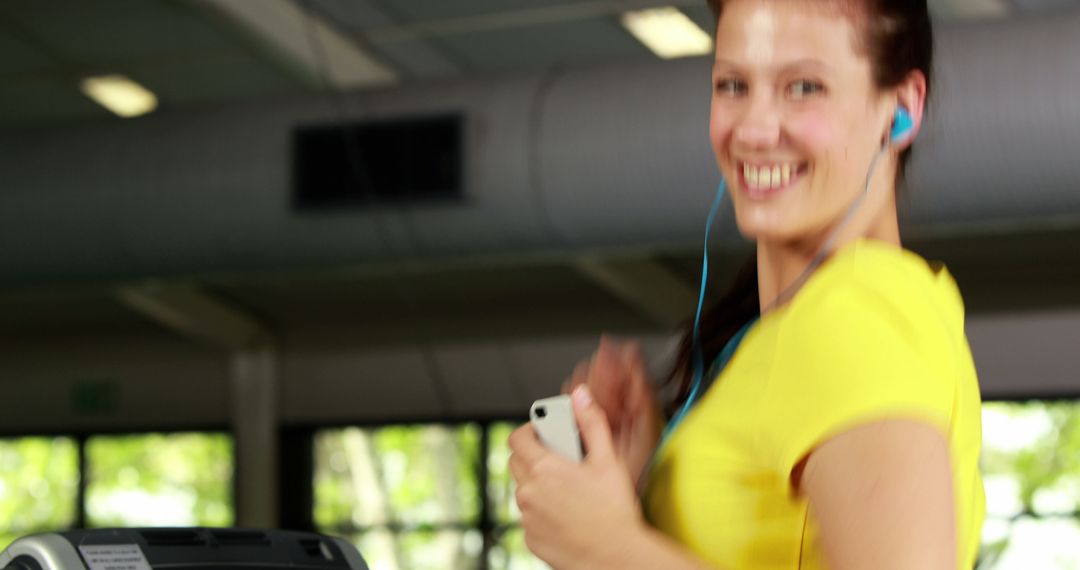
[
  {"xmin": 2, "ymin": 0, "xmax": 1079, "ymax": 349},
  {"xmin": 0, "ymin": 0, "xmax": 1076, "ymax": 126}
]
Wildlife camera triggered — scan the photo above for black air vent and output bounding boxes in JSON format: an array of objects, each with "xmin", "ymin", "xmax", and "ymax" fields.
[
  {"xmin": 292, "ymin": 114, "xmax": 463, "ymax": 210},
  {"xmin": 140, "ymin": 529, "xmax": 206, "ymax": 547},
  {"xmin": 211, "ymin": 529, "xmax": 271, "ymax": 547}
]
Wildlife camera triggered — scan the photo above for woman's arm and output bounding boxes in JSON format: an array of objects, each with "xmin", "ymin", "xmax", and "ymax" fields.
[
  {"xmin": 593, "ymin": 419, "xmax": 957, "ymax": 570},
  {"xmin": 798, "ymin": 419, "xmax": 956, "ymax": 570}
]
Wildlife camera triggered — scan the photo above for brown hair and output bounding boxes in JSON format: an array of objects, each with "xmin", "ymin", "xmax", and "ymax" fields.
[{"xmin": 665, "ymin": 0, "xmax": 934, "ymax": 415}]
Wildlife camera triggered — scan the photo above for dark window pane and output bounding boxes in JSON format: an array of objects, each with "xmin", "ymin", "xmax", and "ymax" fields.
[{"xmin": 85, "ymin": 432, "xmax": 233, "ymax": 527}]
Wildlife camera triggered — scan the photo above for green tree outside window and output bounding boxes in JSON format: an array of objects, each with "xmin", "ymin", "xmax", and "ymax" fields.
[{"xmin": 0, "ymin": 437, "xmax": 79, "ymax": 551}]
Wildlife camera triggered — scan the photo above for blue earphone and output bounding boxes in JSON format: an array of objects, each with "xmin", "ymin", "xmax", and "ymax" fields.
[{"xmin": 890, "ymin": 106, "xmax": 914, "ymax": 144}]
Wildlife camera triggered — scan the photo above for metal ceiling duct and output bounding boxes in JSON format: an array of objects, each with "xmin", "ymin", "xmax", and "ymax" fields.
[{"xmin": 0, "ymin": 8, "xmax": 1078, "ymax": 286}]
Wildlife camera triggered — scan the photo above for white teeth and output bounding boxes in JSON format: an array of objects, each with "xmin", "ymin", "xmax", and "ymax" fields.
[{"xmin": 743, "ymin": 162, "xmax": 799, "ymax": 190}]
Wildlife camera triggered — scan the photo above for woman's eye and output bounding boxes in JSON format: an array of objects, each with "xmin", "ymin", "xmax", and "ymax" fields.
[
  {"xmin": 715, "ymin": 78, "xmax": 747, "ymax": 96},
  {"xmin": 788, "ymin": 80, "xmax": 824, "ymax": 99}
]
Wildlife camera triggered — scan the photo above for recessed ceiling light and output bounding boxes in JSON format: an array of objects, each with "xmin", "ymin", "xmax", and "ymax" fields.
[
  {"xmin": 621, "ymin": 7, "xmax": 713, "ymax": 60},
  {"xmin": 79, "ymin": 75, "xmax": 158, "ymax": 118}
]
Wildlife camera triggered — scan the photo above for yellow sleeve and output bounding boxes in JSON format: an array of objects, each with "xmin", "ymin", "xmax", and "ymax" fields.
[{"xmin": 761, "ymin": 276, "xmax": 957, "ymax": 483}]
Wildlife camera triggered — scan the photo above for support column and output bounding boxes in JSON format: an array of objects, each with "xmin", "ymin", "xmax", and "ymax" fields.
[{"xmin": 231, "ymin": 345, "xmax": 279, "ymax": 527}]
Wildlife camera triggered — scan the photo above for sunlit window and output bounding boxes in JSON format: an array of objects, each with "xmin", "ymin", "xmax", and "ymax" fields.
[
  {"xmin": 0, "ymin": 437, "xmax": 79, "ymax": 550},
  {"xmin": 314, "ymin": 424, "xmax": 483, "ymax": 570},
  {"xmin": 979, "ymin": 401, "xmax": 1080, "ymax": 569},
  {"xmin": 85, "ymin": 432, "xmax": 233, "ymax": 527}
]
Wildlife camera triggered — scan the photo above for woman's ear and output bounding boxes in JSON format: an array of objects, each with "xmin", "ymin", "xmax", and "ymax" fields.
[{"xmin": 891, "ymin": 70, "xmax": 928, "ymax": 149}]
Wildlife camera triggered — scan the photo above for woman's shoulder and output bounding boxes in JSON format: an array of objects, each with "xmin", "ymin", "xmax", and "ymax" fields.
[
  {"xmin": 769, "ymin": 238, "xmax": 968, "ymax": 360},
  {"xmin": 791, "ymin": 238, "xmax": 965, "ymax": 327}
]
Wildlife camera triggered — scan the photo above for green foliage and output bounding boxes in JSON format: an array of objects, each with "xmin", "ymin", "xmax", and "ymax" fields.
[
  {"xmin": 85, "ymin": 432, "xmax": 233, "ymax": 527},
  {"xmin": 978, "ymin": 401, "xmax": 1080, "ymax": 568},
  {"xmin": 0, "ymin": 437, "xmax": 79, "ymax": 550},
  {"xmin": 487, "ymin": 423, "xmax": 518, "ymax": 524},
  {"xmin": 314, "ymin": 424, "xmax": 481, "ymax": 531},
  {"xmin": 982, "ymin": 402, "xmax": 1080, "ymax": 514}
]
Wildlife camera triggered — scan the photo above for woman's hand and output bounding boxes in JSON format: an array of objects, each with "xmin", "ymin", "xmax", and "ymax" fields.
[
  {"xmin": 562, "ymin": 336, "xmax": 663, "ymax": 487},
  {"xmin": 509, "ymin": 386, "xmax": 648, "ymax": 570}
]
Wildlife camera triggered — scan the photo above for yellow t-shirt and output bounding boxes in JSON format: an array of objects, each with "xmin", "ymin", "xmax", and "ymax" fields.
[{"xmin": 646, "ymin": 238, "xmax": 985, "ymax": 569}]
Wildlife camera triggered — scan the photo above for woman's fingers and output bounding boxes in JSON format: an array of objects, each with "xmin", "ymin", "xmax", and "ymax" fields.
[
  {"xmin": 571, "ymin": 386, "xmax": 615, "ymax": 464},
  {"xmin": 589, "ymin": 338, "xmax": 630, "ymax": 422},
  {"xmin": 509, "ymin": 452, "xmax": 525, "ymax": 482},
  {"xmin": 508, "ymin": 423, "xmax": 546, "ymax": 467}
]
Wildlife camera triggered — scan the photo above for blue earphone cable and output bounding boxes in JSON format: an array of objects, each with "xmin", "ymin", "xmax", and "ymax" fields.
[
  {"xmin": 641, "ymin": 178, "xmax": 756, "ymax": 499},
  {"xmin": 678, "ymin": 179, "xmax": 727, "ymax": 425},
  {"xmin": 662, "ymin": 178, "xmax": 759, "ymax": 442}
]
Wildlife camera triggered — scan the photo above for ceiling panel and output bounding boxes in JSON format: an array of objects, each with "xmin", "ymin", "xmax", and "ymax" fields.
[
  {"xmin": 682, "ymin": 5, "xmax": 717, "ymax": 31},
  {"xmin": 309, "ymin": 0, "xmax": 397, "ymax": 29},
  {"xmin": 0, "ymin": 0, "xmax": 237, "ymax": 68},
  {"xmin": 370, "ymin": 38, "xmax": 463, "ymax": 79},
  {"xmin": 0, "ymin": 31, "xmax": 53, "ymax": 76},
  {"xmin": 130, "ymin": 49, "xmax": 304, "ymax": 106},
  {"xmin": 0, "ymin": 77, "xmax": 108, "ymax": 125},
  {"xmin": 381, "ymin": 0, "xmax": 598, "ymax": 22},
  {"xmin": 439, "ymin": 17, "xmax": 647, "ymax": 74},
  {"xmin": 309, "ymin": 0, "xmax": 465, "ymax": 78}
]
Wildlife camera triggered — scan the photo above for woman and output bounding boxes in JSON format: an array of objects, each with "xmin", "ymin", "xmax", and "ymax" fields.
[{"xmin": 508, "ymin": 1, "xmax": 985, "ymax": 569}]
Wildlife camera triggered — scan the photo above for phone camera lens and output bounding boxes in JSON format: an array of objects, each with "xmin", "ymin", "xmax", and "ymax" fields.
[{"xmin": 535, "ymin": 406, "xmax": 547, "ymax": 418}]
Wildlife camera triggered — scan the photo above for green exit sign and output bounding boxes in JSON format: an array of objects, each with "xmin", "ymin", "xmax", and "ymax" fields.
[{"xmin": 72, "ymin": 380, "xmax": 118, "ymax": 415}]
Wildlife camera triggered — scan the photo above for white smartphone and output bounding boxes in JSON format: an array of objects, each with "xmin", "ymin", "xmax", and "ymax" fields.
[{"xmin": 530, "ymin": 395, "xmax": 584, "ymax": 462}]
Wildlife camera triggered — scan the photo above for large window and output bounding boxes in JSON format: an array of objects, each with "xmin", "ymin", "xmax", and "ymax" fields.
[
  {"xmin": 313, "ymin": 422, "xmax": 549, "ymax": 570},
  {"xmin": 979, "ymin": 401, "xmax": 1080, "ymax": 569},
  {"xmin": 314, "ymin": 424, "xmax": 485, "ymax": 570},
  {"xmin": 314, "ymin": 404, "xmax": 1080, "ymax": 570},
  {"xmin": 0, "ymin": 437, "xmax": 79, "ymax": 549},
  {"xmin": 0, "ymin": 431, "xmax": 233, "ymax": 551},
  {"xmin": 4, "ymin": 404, "xmax": 1077, "ymax": 569},
  {"xmin": 86, "ymin": 432, "xmax": 233, "ymax": 527}
]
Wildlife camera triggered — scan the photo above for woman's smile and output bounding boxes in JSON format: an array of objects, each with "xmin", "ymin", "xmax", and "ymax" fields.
[{"xmin": 737, "ymin": 160, "xmax": 810, "ymax": 200}]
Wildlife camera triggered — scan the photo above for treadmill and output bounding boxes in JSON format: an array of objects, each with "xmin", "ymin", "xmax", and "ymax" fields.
[{"xmin": 0, "ymin": 528, "xmax": 368, "ymax": 570}]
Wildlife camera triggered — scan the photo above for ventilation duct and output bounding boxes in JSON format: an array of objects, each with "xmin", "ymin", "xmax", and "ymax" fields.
[{"xmin": 0, "ymin": 9, "xmax": 1078, "ymax": 286}]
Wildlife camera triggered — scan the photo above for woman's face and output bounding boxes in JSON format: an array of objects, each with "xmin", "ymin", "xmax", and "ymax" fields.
[{"xmin": 710, "ymin": 0, "xmax": 894, "ymax": 244}]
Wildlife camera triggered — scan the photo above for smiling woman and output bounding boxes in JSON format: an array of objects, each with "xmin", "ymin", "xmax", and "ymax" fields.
[{"xmin": 508, "ymin": 1, "xmax": 985, "ymax": 570}]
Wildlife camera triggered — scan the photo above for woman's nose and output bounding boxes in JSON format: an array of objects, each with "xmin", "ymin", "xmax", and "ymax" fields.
[{"xmin": 733, "ymin": 101, "xmax": 781, "ymax": 149}]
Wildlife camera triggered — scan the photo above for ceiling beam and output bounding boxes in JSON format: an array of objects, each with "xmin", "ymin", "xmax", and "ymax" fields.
[
  {"xmin": 187, "ymin": 0, "xmax": 397, "ymax": 88},
  {"xmin": 116, "ymin": 283, "xmax": 270, "ymax": 350},
  {"xmin": 573, "ymin": 256, "xmax": 696, "ymax": 328},
  {"xmin": 364, "ymin": 0, "xmax": 704, "ymax": 44}
]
